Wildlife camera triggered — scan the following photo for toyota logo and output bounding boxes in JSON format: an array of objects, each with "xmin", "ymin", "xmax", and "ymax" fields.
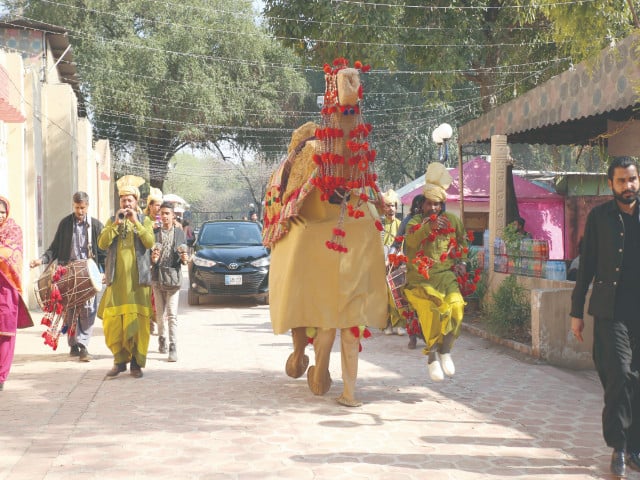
[{"xmin": 228, "ymin": 263, "xmax": 239, "ymax": 270}]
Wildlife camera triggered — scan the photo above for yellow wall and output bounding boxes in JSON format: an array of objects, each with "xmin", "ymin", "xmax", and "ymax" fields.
[
  {"xmin": 1, "ymin": 42, "xmax": 114, "ymax": 309},
  {"xmin": 42, "ymin": 82, "xmax": 78, "ymax": 242}
]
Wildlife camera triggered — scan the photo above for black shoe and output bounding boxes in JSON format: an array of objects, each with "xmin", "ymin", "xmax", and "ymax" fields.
[
  {"xmin": 70, "ymin": 345, "xmax": 80, "ymax": 357},
  {"xmin": 77, "ymin": 344, "xmax": 91, "ymax": 362},
  {"xmin": 0, "ymin": 382, "xmax": 4, "ymax": 391},
  {"xmin": 627, "ymin": 452, "xmax": 640, "ymax": 472},
  {"xmin": 611, "ymin": 450, "xmax": 626, "ymax": 478},
  {"xmin": 130, "ymin": 356, "xmax": 143, "ymax": 378},
  {"xmin": 106, "ymin": 363, "xmax": 127, "ymax": 378},
  {"xmin": 408, "ymin": 335, "xmax": 417, "ymax": 350}
]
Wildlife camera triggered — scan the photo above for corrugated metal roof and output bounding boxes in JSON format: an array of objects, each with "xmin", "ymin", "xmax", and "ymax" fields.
[{"xmin": 459, "ymin": 35, "xmax": 640, "ymax": 146}]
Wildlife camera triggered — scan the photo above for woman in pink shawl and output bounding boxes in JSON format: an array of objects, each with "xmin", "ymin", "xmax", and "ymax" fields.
[{"xmin": 0, "ymin": 196, "xmax": 33, "ymax": 391}]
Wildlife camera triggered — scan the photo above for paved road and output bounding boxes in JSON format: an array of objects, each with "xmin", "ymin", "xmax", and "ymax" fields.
[{"xmin": 0, "ymin": 280, "xmax": 629, "ymax": 480}]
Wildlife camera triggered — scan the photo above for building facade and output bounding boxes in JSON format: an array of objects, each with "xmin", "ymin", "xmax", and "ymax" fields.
[{"xmin": 0, "ymin": 20, "xmax": 113, "ymax": 308}]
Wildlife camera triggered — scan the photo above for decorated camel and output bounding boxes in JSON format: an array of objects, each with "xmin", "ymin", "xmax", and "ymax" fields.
[{"xmin": 263, "ymin": 59, "xmax": 387, "ymax": 407}]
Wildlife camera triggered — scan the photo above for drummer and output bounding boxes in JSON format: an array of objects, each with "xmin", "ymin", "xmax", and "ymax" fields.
[{"xmin": 30, "ymin": 192, "xmax": 105, "ymax": 362}]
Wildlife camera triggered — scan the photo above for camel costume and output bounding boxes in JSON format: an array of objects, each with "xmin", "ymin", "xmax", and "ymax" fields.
[{"xmin": 263, "ymin": 60, "xmax": 387, "ymax": 407}]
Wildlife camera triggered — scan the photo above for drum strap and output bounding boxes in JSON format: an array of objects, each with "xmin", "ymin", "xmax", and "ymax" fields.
[{"xmin": 86, "ymin": 216, "xmax": 94, "ymax": 260}]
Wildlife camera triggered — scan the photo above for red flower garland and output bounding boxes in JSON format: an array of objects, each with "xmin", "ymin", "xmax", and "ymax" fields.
[
  {"xmin": 40, "ymin": 265, "xmax": 72, "ymax": 350},
  {"xmin": 395, "ymin": 217, "xmax": 479, "ymax": 294},
  {"xmin": 315, "ymin": 58, "xmax": 380, "ymax": 253}
]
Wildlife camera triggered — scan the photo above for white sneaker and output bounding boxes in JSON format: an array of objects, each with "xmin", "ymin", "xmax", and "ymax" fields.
[
  {"xmin": 394, "ymin": 327, "xmax": 405, "ymax": 336},
  {"xmin": 439, "ymin": 353, "xmax": 455, "ymax": 376},
  {"xmin": 383, "ymin": 325, "xmax": 394, "ymax": 335},
  {"xmin": 428, "ymin": 360, "xmax": 444, "ymax": 382}
]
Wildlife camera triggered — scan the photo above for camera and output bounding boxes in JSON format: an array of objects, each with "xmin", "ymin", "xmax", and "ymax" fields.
[{"xmin": 118, "ymin": 212, "xmax": 125, "ymax": 220}]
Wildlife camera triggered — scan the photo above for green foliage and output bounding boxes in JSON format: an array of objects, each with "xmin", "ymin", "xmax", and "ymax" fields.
[
  {"xmin": 474, "ymin": 270, "xmax": 489, "ymax": 309},
  {"xmin": 6, "ymin": 0, "xmax": 635, "ymax": 194},
  {"xmin": 163, "ymin": 150, "xmax": 270, "ymax": 222},
  {"xmin": 536, "ymin": 0, "xmax": 639, "ymax": 61},
  {"xmin": 501, "ymin": 222, "xmax": 522, "ymax": 256},
  {"xmin": 482, "ymin": 274, "xmax": 531, "ymax": 338},
  {"xmin": 9, "ymin": 0, "xmax": 310, "ymax": 188},
  {"xmin": 262, "ymin": 1, "xmax": 618, "ymax": 187}
]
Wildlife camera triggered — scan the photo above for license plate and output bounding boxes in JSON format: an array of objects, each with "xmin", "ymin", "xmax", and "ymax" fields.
[{"xmin": 225, "ymin": 275, "xmax": 243, "ymax": 286}]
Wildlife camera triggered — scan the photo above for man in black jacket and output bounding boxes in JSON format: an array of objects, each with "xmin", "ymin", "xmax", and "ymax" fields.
[
  {"xmin": 30, "ymin": 192, "xmax": 105, "ymax": 361},
  {"xmin": 570, "ymin": 156, "xmax": 640, "ymax": 478}
]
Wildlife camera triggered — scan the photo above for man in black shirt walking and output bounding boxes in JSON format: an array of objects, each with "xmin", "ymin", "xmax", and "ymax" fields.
[{"xmin": 570, "ymin": 156, "xmax": 640, "ymax": 478}]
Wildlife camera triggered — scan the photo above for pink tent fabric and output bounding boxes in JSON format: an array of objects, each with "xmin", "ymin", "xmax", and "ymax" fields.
[{"xmin": 400, "ymin": 157, "xmax": 566, "ymax": 259}]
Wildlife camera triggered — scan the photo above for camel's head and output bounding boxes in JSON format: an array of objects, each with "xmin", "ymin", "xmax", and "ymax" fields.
[
  {"xmin": 336, "ymin": 68, "xmax": 360, "ymax": 107},
  {"xmin": 320, "ymin": 59, "xmax": 366, "ymax": 114}
]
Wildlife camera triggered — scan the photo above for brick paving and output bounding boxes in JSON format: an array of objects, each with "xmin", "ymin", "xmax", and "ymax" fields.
[{"xmin": 0, "ymin": 288, "xmax": 633, "ymax": 480}]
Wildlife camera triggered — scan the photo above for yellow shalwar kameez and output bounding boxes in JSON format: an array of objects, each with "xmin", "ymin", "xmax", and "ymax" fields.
[
  {"xmin": 403, "ymin": 212, "xmax": 467, "ymax": 355},
  {"xmin": 97, "ymin": 217, "xmax": 155, "ymax": 366}
]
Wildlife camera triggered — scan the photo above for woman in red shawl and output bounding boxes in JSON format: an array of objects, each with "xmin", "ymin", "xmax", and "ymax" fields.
[{"xmin": 0, "ymin": 196, "xmax": 33, "ymax": 391}]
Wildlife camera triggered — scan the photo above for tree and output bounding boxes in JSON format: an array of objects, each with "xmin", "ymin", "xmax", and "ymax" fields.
[
  {"xmin": 535, "ymin": 0, "xmax": 639, "ymax": 61},
  {"xmin": 163, "ymin": 150, "xmax": 269, "ymax": 222},
  {"xmin": 263, "ymin": 0, "xmax": 640, "ymax": 182},
  {"xmin": 8, "ymin": 0, "xmax": 310, "ymax": 188},
  {"xmin": 262, "ymin": 1, "xmax": 560, "ymax": 185}
]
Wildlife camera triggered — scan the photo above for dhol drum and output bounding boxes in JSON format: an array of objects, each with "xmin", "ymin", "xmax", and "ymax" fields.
[
  {"xmin": 35, "ymin": 259, "xmax": 103, "ymax": 310},
  {"xmin": 387, "ymin": 263, "xmax": 409, "ymax": 311}
]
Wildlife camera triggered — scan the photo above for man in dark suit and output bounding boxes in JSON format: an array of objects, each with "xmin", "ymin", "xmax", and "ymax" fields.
[{"xmin": 570, "ymin": 156, "xmax": 640, "ymax": 478}]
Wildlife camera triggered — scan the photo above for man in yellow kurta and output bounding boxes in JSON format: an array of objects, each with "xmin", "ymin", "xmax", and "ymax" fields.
[
  {"xmin": 263, "ymin": 61, "xmax": 387, "ymax": 407},
  {"xmin": 98, "ymin": 179, "xmax": 155, "ymax": 378},
  {"xmin": 402, "ymin": 162, "xmax": 468, "ymax": 382},
  {"xmin": 381, "ymin": 189, "xmax": 406, "ymax": 335},
  {"xmin": 381, "ymin": 189, "xmax": 401, "ymax": 248}
]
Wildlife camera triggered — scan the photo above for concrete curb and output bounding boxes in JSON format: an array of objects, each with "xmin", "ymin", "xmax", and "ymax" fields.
[{"xmin": 461, "ymin": 321, "xmax": 534, "ymax": 357}]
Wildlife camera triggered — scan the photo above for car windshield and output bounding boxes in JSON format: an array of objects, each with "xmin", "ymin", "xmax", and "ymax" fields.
[{"xmin": 199, "ymin": 223, "xmax": 263, "ymax": 246}]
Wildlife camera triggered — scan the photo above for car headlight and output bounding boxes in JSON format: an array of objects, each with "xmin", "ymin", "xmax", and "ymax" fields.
[
  {"xmin": 250, "ymin": 256, "xmax": 270, "ymax": 267},
  {"xmin": 193, "ymin": 256, "xmax": 217, "ymax": 267}
]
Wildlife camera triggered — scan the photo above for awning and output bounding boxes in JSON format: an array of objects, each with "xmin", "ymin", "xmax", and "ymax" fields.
[{"xmin": 459, "ymin": 34, "xmax": 640, "ymax": 146}]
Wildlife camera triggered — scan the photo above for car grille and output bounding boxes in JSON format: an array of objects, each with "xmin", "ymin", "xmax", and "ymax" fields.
[{"xmin": 196, "ymin": 270, "xmax": 267, "ymax": 295}]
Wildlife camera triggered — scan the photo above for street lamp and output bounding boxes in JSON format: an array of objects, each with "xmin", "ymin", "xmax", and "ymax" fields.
[
  {"xmin": 432, "ymin": 123, "xmax": 453, "ymax": 163},
  {"xmin": 432, "ymin": 122, "xmax": 463, "ymax": 224}
]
